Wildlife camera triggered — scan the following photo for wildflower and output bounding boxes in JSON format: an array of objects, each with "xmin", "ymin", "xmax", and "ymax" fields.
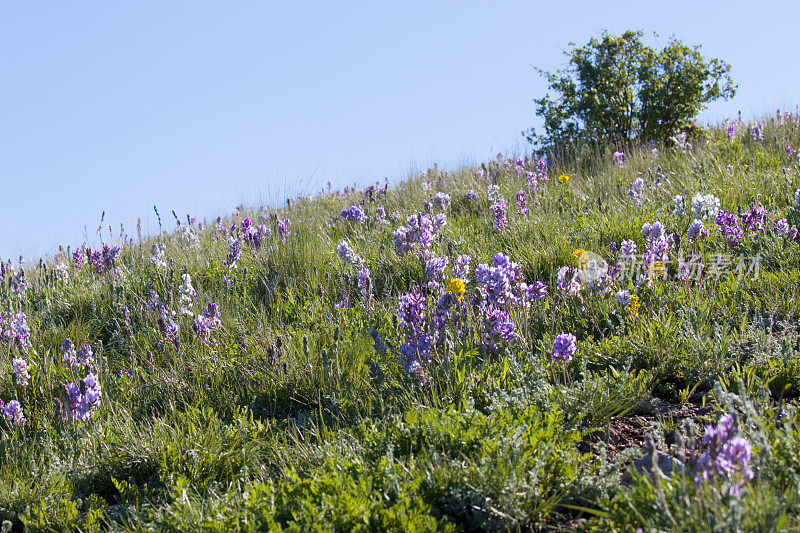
[
  {"xmin": 727, "ymin": 122, "xmax": 736, "ymax": 140},
  {"xmin": 61, "ymin": 339, "xmax": 77, "ymax": 366},
  {"xmin": 447, "ymin": 278, "xmax": 466, "ymax": 301},
  {"xmin": 75, "ymin": 344, "xmax": 93, "ymax": 367},
  {"xmin": 3, "ymin": 312, "xmax": 32, "ymax": 352},
  {"xmin": 150, "ymin": 243, "xmax": 166, "ymax": 269},
  {"xmin": 475, "ymin": 254, "xmax": 523, "ymax": 306},
  {"xmin": 398, "ymin": 286, "xmax": 426, "ymax": 331},
  {"xmin": 775, "ymin": 219, "xmax": 798, "ymax": 239},
  {"xmin": 492, "ymin": 203, "xmax": 508, "ymax": 231},
  {"xmin": 741, "ymin": 206, "xmax": 765, "ymax": 231},
  {"xmin": 178, "ymin": 273, "xmax": 198, "ymax": 316},
  {"xmin": 515, "ymin": 190, "xmax": 528, "ymax": 215},
  {"xmin": 693, "ymin": 414, "xmax": 754, "ymax": 496},
  {"xmin": 425, "ymin": 256, "xmax": 448, "ymax": 280},
  {"xmin": 195, "ymin": 303, "xmax": 222, "ymax": 343},
  {"xmin": 225, "ymin": 238, "xmax": 241, "ymax": 269},
  {"xmin": 393, "ymin": 213, "xmax": 446, "ymax": 258},
  {"xmin": 716, "ymin": 210, "xmax": 743, "ymax": 245},
  {"xmin": 12, "ymin": 357, "xmax": 30, "ymax": 386},
  {"xmin": 687, "ymin": 219, "xmax": 709, "ymax": 242},
  {"xmin": 276, "ymin": 218, "xmax": 291, "ymax": 242},
  {"xmin": 433, "ymin": 192, "xmax": 451, "ymax": 210},
  {"xmin": 615, "ymin": 289, "xmax": 631, "ymax": 307},
  {"xmin": 72, "ymin": 248, "xmax": 85, "ymax": 268},
  {"xmin": 465, "ymin": 189, "xmax": 479, "ymax": 202},
  {"xmin": 340, "ymin": 205, "xmax": 366, "ymax": 223},
  {"xmin": 369, "ymin": 329, "xmax": 387, "ymax": 355},
  {"xmin": 176, "ymin": 225, "xmax": 200, "ymax": 248},
  {"xmin": 750, "ymin": 122, "xmax": 764, "ymax": 141},
  {"xmin": 482, "ymin": 306, "xmax": 518, "ymax": 347},
  {"xmin": 613, "ymin": 151, "xmax": 625, "ymax": 168},
  {"xmin": 556, "ymin": 266, "xmax": 581, "ymax": 295},
  {"xmin": 627, "ymin": 178, "xmax": 645, "ymax": 204},
  {"xmin": 1, "ymin": 400, "xmax": 25, "ymax": 426},
  {"xmin": 558, "ymin": 174, "xmax": 570, "ymax": 183},
  {"xmin": 626, "ymin": 295, "xmax": 640, "ymax": 316},
  {"xmin": 551, "ymin": 333, "xmax": 577, "ymax": 361},
  {"xmin": 692, "ymin": 193, "xmax": 720, "ymax": 220},
  {"xmin": 523, "ymin": 281, "xmax": 548, "ymax": 302},
  {"xmin": 619, "ymin": 239, "xmax": 637, "ymax": 258},
  {"xmin": 357, "ymin": 268, "xmax": 372, "ymax": 297},
  {"xmin": 572, "ymin": 249, "xmax": 585, "ymax": 265},
  {"xmin": 487, "ymin": 185, "xmax": 502, "ymax": 204},
  {"xmin": 336, "ymin": 241, "xmax": 363, "ymax": 267},
  {"xmin": 673, "ymin": 195, "xmax": 685, "ymax": 216}
]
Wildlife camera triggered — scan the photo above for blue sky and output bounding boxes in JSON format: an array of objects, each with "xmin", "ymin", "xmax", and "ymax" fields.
[{"xmin": 1, "ymin": 1, "xmax": 798, "ymax": 259}]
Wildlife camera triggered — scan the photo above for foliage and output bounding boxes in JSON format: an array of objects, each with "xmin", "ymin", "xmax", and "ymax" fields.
[{"xmin": 525, "ymin": 30, "xmax": 737, "ymax": 149}]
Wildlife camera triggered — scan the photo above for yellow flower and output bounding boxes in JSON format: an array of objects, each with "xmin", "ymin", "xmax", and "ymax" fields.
[
  {"xmin": 647, "ymin": 262, "xmax": 666, "ymax": 280},
  {"xmin": 627, "ymin": 295, "xmax": 640, "ymax": 317},
  {"xmin": 572, "ymin": 248, "xmax": 585, "ymax": 266},
  {"xmin": 447, "ymin": 278, "xmax": 466, "ymax": 301},
  {"xmin": 558, "ymin": 174, "xmax": 570, "ymax": 183}
]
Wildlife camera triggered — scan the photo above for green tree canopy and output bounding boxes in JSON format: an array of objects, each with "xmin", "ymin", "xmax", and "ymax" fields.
[{"xmin": 525, "ymin": 31, "xmax": 736, "ymax": 150}]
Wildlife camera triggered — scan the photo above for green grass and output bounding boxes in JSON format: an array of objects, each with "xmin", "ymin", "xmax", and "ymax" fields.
[{"xmin": 2, "ymin": 117, "xmax": 800, "ymax": 530}]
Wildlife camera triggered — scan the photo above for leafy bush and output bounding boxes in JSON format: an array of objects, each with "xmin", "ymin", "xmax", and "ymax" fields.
[{"xmin": 525, "ymin": 30, "xmax": 736, "ymax": 149}]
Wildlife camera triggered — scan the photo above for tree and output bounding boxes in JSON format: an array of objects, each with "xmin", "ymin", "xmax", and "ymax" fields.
[{"xmin": 525, "ymin": 31, "xmax": 736, "ymax": 149}]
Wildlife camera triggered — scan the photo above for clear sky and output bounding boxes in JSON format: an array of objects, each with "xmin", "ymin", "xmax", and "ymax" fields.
[{"xmin": 2, "ymin": 1, "xmax": 798, "ymax": 260}]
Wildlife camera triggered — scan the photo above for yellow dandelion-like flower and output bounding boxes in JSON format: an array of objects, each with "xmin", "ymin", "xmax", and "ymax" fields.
[
  {"xmin": 447, "ymin": 278, "xmax": 466, "ymax": 301},
  {"xmin": 558, "ymin": 174, "xmax": 570, "ymax": 183},
  {"xmin": 627, "ymin": 295, "xmax": 640, "ymax": 317},
  {"xmin": 572, "ymin": 248, "xmax": 585, "ymax": 266}
]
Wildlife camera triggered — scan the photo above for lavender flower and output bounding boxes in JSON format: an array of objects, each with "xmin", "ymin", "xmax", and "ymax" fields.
[
  {"xmin": 1, "ymin": 400, "xmax": 25, "ymax": 426},
  {"xmin": 474, "ymin": 254, "xmax": 522, "ymax": 307},
  {"xmin": 536, "ymin": 156, "xmax": 548, "ymax": 182},
  {"xmin": 692, "ymin": 193, "xmax": 721, "ymax": 220},
  {"xmin": 615, "ymin": 289, "xmax": 631, "ymax": 307},
  {"xmin": 619, "ymin": 239, "xmax": 637, "ymax": 258},
  {"xmin": 492, "ymin": 203, "xmax": 508, "ymax": 231},
  {"xmin": 750, "ymin": 122, "xmax": 764, "ymax": 141},
  {"xmin": 392, "ymin": 213, "xmax": 446, "ymax": 258},
  {"xmin": 465, "ymin": 189, "xmax": 478, "ymax": 202},
  {"xmin": 515, "ymin": 190, "xmax": 528, "ymax": 215},
  {"xmin": 433, "ymin": 192, "xmax": 451, "ymax": 210},
  {"xmin": 340, "ymin": 205, "xmax": 367, "ymax": 223},
  {"xmin": 195, "ymin": 303, "xmax": 222, "ymax": 343},
  {"xmin": 336, "ymin": 241, "xmax": 363, "ymax": 267},
  {"xmin": 357, "ymin": 268, "xmax": 372, "ymax": 297},
  {"xmin": 225, "ymin": 238, "xmax": 241, "ymax": 269},
  {"xmin": 613, "ymin": 151, "xmax": 625, "ymax": 168},
  {"xmin": 673, "ymin": 195, "xmax": 685, "ymax": 216},
  {"xmin": 276, "ymin": 218, "xmax": 291, "ymax": 242},
  {"xmin": 694, "ymin": 414, "xmax": 754, "ymax": 496},
  {"xmin": 12, "ymin": 357, "xmax": 30, "ymax": 386},
  {"xmin": 716, "ymin": 210, "xmax": 743, "ymax": 245},
  {"xmin": 61, "ymin": 338, "xmax": 77, "ymax": 366},
  {"xmin": 687, "ymin": 219, "xmax": 709, "ymax": 242},
  {"xmin": 72, "ymin": 248, "xmax": 85, "ymax": 268},
  {"xmin": 454, "ymin": 254, "xmax": 471, "ymax": 282},
  {"xmin": 741, "ymin": 206, "xmax": 765, "ymax": 231},
  {"xmin": 523, "ymin": 281, "xmax": 548, "ymax": 302},
  {"xmin": 556, "ymin": 266, "xmax": 581, "ymax": 294},
  {"xmin": 425, "ymin": 256, "xmax": 448, "ymax": 280},
  {"xmin": 3, "ymin": 312, "xmax": 32, "ymax": 352},
  {"xmin": 727, "ymin": 122, "xmax": 736, "ymax": 140},
  {"xmin": 150, "ymin": 243, "xmax": 166, "ymax": 269},
  {"xmin": 551, "ymin": 333, "xmax": 577, "ymax": 361}
]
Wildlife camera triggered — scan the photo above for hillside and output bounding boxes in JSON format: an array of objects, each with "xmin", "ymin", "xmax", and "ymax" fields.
[{"xmin": 2, "ymin": 114, "xmax": 800, "ymax": 530}]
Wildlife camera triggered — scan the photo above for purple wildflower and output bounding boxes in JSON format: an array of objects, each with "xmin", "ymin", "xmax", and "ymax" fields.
[
  {"xmin": 340, "ymin": 205, "xmax": 367, "ymax": 223},
  {"xmin": 727, "ymin": 122, "xmax": 736, "ymax": 140},
  {"xmin": 492, "ymin": 203, "xmax": 508, "ymax": 231},
  {"xmin": 551, "ymin": 333, "xmax": 577, "ymax": 361},
  {"xmin": 277, "ymin": 218, "xmax": 291, "ymax": 242},
  {"xmin": 465, "ymin": 189, "xmax": 479, "ymax": 202},
  {"xmin": 515, "ymin": 190, "xmax": 528, "ymax": 215},
  {"xmin": 61, "ymin": 338, "xmax": 77, "ymax": 366},
  {"xmin": 741, "ymin": 206, "xmax": 765, "ymax": 231},
  {"xmin": 357, "ymin": 268, "xmax": 372, "ymax": 297},
  {"xmin": 225, "ymin": 238, "xmax": 241, "ymax": 269},
  {"xmin": 1, "ymin": 400, "xmax": 25, "ymax": 426},
  {"xmin": 12, "ymin": 357, "xmax": 30, "ymax": 386},
  {"xmin": 613, "ymin": 151, "xmax": 625, "ymax": 168},
  {"xmin": 716, "ymin": 210, "xmax": 743, "ymax": 245},
  {"xmin": 72, "ymin": 248, "xmax": 85, "ymax": 268},
  {"xmin": 425, "ymin": 256, "xmax": 448, "ymax": 280},
  {"xmin": 434, "ymin": 192, "xmax": 451, "ymax": 210},
  {"xmin": 336, "ymin": 241, "xmax": 363, "ymax": 267},
  {"xmin": 687, "ymin": 219, "xmax": 709, "ymax": 242}
]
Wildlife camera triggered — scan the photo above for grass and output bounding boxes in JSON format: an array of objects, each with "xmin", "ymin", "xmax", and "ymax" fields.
[{"xmin": 1, "ymin": 116, "xmax": 800, "ymax": 530}]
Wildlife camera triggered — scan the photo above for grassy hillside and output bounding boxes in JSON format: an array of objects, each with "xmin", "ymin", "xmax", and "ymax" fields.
[{"xmin": 2, "ymin": 114, "xmax": 800, "ymax": 531}]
